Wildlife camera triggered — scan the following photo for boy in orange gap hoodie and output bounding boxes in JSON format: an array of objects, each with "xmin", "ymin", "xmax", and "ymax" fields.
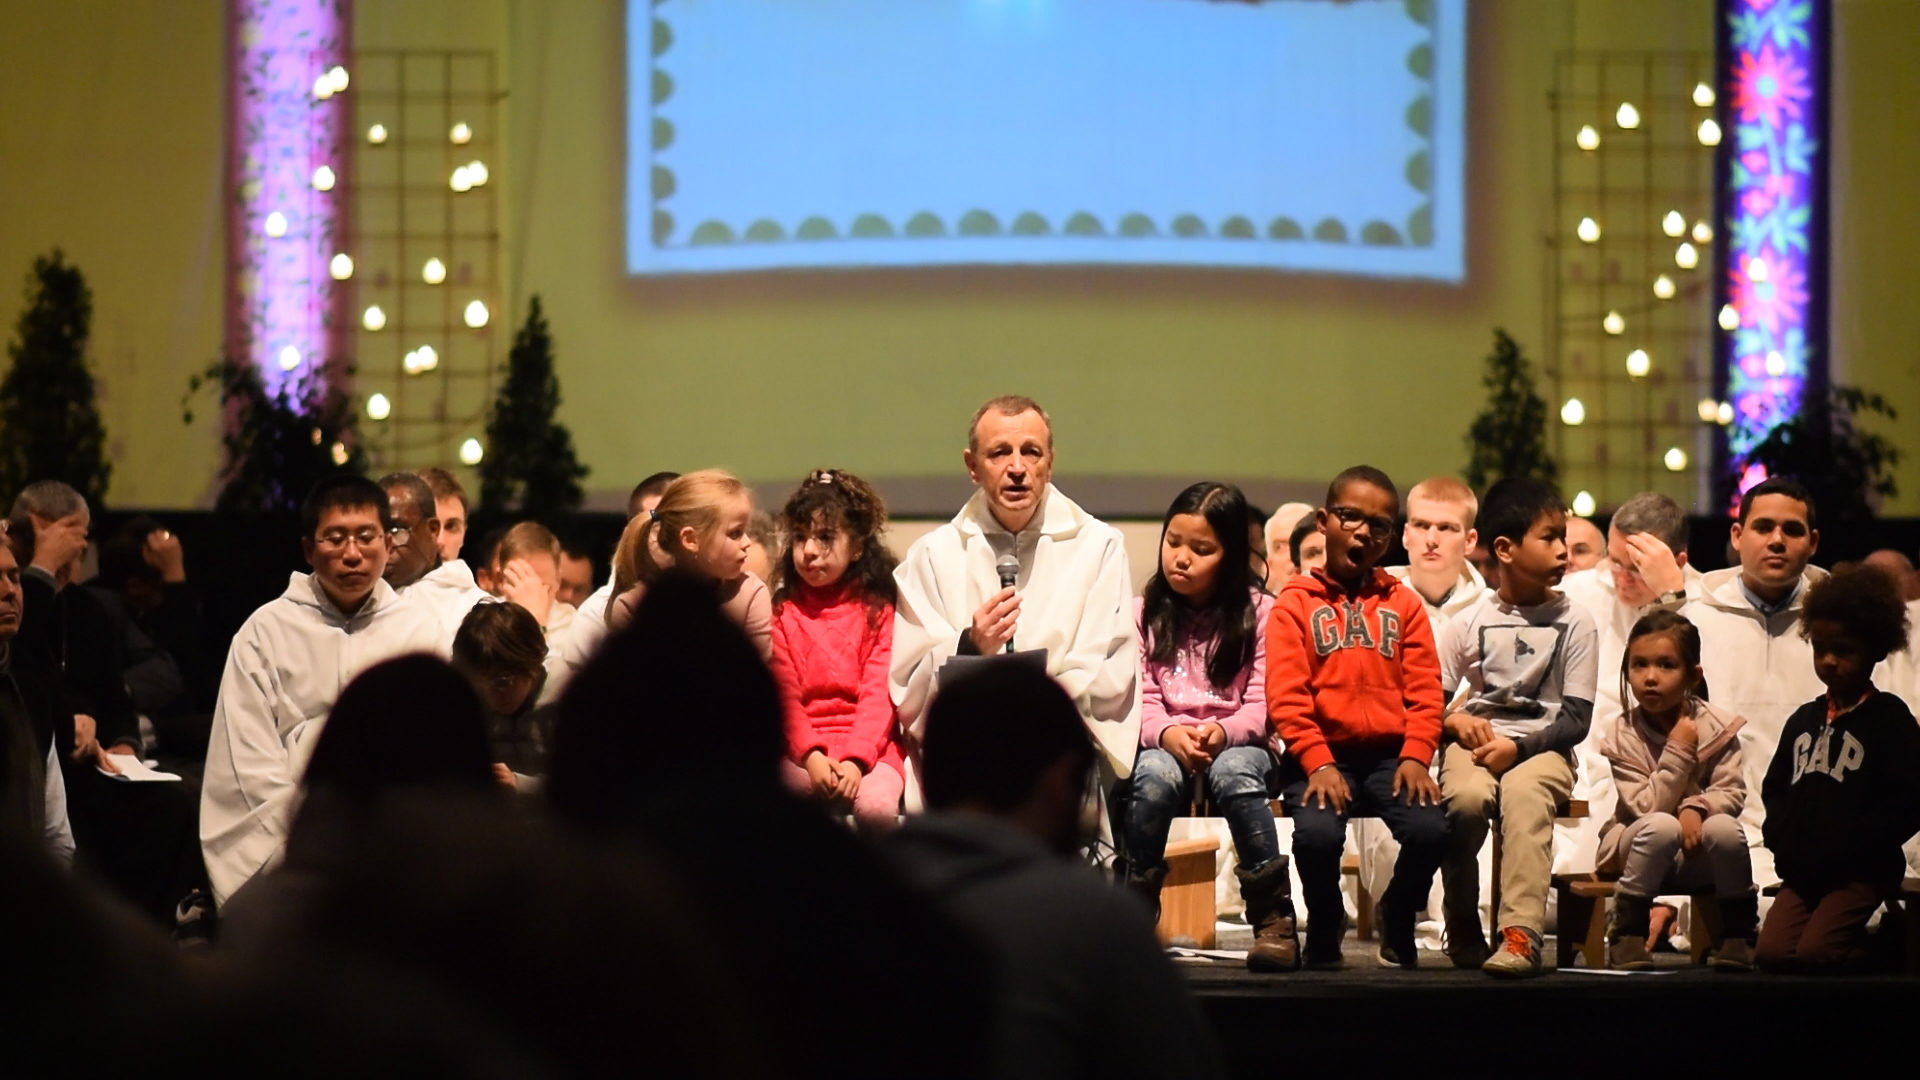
[{"xmin": 1270, "ymin": 466, "xmax": 1449, "ymax": 970}]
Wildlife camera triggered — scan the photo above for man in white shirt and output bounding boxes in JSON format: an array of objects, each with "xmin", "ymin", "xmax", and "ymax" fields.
[
  {"xmin": 1556, "ymin": 492, "xmax": 1703, "ymax": 875},
  {"xmin": 1681, "ymin": 477, "xmax": 1826, "ymax": 888},
  {"xmin": 200, "ymin": 475, "xmax": 446, "ymax": 905},
  {"xmin": 381, "ymin": 472, "xmax": 489, "ymax": 645},
  {"xmin": 890, "ymin": 396, "xmax": 1138, "ymax": 828}
]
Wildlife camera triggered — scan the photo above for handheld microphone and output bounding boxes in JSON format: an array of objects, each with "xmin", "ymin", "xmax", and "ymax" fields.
[{"xmin": 995, "ymin": 553, "xmax": 1020, "ymax": 654}]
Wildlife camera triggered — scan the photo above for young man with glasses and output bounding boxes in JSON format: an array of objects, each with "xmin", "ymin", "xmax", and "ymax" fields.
[
  {"xmin": 200, "ymin": 475, "xmax": 445, "ymax": 906},
  {"xmin": 1269, "ymin": 465, "xmax": 1450, "ymax": 970},
  {"xmin": 1683, "ymin": 477, "xmax": 1827, "ymax": 891}
]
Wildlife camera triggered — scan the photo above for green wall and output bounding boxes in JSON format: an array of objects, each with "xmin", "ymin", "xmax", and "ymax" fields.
[{"xmin": 4, "ymin": 0, "xmax": 1916, "ymax": 515}]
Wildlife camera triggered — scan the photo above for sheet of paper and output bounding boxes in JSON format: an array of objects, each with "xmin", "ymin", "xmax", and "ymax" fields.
[
  {"xmin": 1167, "ymin": 947, "xmax": 1249, "ymax": 962},
  {"xmin": 1556, "ymin": 966, "xmax": 1676, "ymax": 976},
  {"xmin": 99, "ymin": 754, "xmax": 182, "ymax": 782}
]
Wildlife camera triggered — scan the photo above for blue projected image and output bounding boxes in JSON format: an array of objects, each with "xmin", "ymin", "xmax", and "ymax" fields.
[{"xmin": 628, "ymin": 0, "xmax": 1465, "ymax": 281}]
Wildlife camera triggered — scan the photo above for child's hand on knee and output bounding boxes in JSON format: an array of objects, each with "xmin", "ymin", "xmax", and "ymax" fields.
[
  {"xmin": 1392, "ymin": 758, "xmax": 1440, "ymax": 806},
  {"xmin": 833, "ymin": 759, "xmax": 865, "ymax": 800},
  {"xmin": 1304, "ymin": 765, "xmax": 1350, "ymax": 812},
  {"xmin": 1160, "ymin": 726, "xmax": 1210, "ymax": 771},
  {"xmin": 1197, "ymin": 723, "xmax": 1227, "ymax": 757},
  {"xmin": 1471, "ymin": 737, "xmax": 1518, "ymax": 776},
  {"xmin": 1444, "ymin": 712, "xmax": 1494, "ymax": 750},
  {"xmin": 804, "ymin": 751, "xmax": 840, "ymax": 796},
  {"xmin": 1679, "ymin": 807, "xmax": 1705, "ymax": 854}
]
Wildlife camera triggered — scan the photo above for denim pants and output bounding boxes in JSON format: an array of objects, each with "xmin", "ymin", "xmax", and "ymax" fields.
[
  {"xmin": 1126, "ymin": 745, "xmax": 1281, "ymax": 874},
  {"xmin": 1281, "ymin": 754, "xmax": 1449, "ymax": 933}
]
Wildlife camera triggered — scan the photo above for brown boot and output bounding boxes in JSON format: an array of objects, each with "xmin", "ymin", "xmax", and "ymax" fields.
[
  {"xmin": 1710, "ymin": 893, "xmax": 1759, "ymax": 972},
  {"xmin": 1237, "ymin": 857, "xmax": 1300, "ymax": 973},
  {"xmin": 1608, "ymin": 893, "xmax": 1656, "ymax": 971},
  {"xmin": 1127, "ymin": 865, "xmax": 1166, "ymax": 929}
]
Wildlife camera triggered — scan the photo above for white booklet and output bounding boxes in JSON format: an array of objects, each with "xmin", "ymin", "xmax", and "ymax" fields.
[{"xmin": 98, "ymin": 754, "xmax": 183, "ymax": 782}]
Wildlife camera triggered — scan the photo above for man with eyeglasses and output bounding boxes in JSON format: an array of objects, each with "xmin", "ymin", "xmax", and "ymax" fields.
[
  {"xmin": 1683, "ymin": 476, "xmax": 1826, "ymax": 890},
  {"xmin": 381, "ymin": 472, "xmax": 490, "ymax": 645},
  {"xmin": 200, "ymin": 474, "xmax": 446, "ymax": 906}
]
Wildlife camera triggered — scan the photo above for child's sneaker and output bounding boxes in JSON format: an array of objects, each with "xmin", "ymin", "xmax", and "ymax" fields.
[
  {"xmin": 1481, "ymin": 925, "xmax": 1544, "ymax": 978},
  {"xmin": 1444, "ymin": 926, "xmax": 1490, "ymax": 969},
  {"xmin": 1375, "ymin": 896, "xmax": 1419, "ymax": 970}
]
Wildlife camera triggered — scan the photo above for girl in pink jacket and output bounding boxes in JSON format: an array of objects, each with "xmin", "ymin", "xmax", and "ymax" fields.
[
  {"xmin": 1595, "ymin": 611, "xmax": 1755, "ymax": 970},
  {"xmin": 769, "ymin": 470, "xmax": 905, "ymax": 829}
]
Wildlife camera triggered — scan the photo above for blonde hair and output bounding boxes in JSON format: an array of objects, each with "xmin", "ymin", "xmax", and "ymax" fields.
[
  {"xmin": 495, "ymin": 521, "xmax": 561, "ymax": 570},
  {"xmin": 610, "ymin": 469, "xmax": 749, "ymax": 599},
  {"xmin": 1406, "ymin": 476, "xmax": 1479, "ymax": 529}
]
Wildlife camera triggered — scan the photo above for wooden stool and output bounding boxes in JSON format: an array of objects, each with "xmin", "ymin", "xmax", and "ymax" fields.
[
  {"xmin": 1156, "ymin": 834, "xmax": 1222, "ymax": 948},
  {"xmin": 1552, "ymin": 874, "xmax": 1722, "ymax": 968}
]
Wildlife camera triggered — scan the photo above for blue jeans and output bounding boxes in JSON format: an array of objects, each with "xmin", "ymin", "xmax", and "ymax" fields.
[
  {"xmin": 1281, "ymin": 754, "xmax": 1448, "ymax": 934},
  {"xmin": 1126, "ymin": 746, "xmax": 1281, "ymax": 875}
]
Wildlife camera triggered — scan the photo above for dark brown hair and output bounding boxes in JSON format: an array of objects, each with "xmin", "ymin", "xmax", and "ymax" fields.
[
  {"xmin": 1801, "ymin": 563, "xmax": 1910, "ymax": 660},
  {"xmin": 452, "ymin": 601, "xmax": 548, "ymax": 677},
  {"xmin": 770, "ymin": 469, "xmax": 897, "ymax": 624}
]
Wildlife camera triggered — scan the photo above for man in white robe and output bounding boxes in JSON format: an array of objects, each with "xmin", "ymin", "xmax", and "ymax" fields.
[
  {"xmin": 200, "ymin": 475, "xmax": 446, "ymax": 905},
  {"xmin": 890, "ymin": 396, "xmax": 1138, "ymax": 832},
  {"xmin": 1681, "ymin": 478, "xmax": 1826, "ymax": 889},
  {"xmin": 381, "ymin": 473, "xmax": 490, "ymax": 646}
]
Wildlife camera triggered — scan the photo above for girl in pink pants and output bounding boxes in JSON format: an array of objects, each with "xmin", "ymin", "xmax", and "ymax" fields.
[{"xmin": 770, "ymin": 470, "xmax": 906, "ymax": 829}]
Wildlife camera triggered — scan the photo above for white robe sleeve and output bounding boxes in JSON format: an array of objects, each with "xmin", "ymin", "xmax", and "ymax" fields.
[
  {"xmin": 890, "ymin": 538, "xmax": 967, "ymax": 742},
  {"xmin": 200, "ymin": 627, "xmax": 299, "ymax": 907},
  {"xmin": 1046, "ymin": 531, "xmax": 1140, "ymax": 778},
  {"xmin": 44, "ymin": 744, "xmax": 74, "ymax": 864}
]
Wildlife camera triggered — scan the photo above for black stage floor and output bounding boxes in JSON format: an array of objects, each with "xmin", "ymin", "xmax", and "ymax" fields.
[{"xmin": 1181, "ymin": 931, "xmax": 1920, "ymax": 1078}]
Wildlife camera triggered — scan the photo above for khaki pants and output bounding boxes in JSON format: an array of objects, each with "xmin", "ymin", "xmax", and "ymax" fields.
[{"xmin": 1439, "ymin": 742, "xmax": 1573, "ymax": 936}]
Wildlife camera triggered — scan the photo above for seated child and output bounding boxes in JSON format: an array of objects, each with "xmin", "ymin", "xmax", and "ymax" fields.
[
  {"xmin": 609, "ymin": 470, "xmax": 772, "ymax": 660},
  {"xmin": 1125, "ymin": 483, "xmax": 1291, "ymax": 971},
  {"xmin": 1438, "ymin": 477, "xmax": 1597, "ymax": 978},
  {"xmin": 1756, "ymin": 564, "xmax": 1920, "ymax": 974},
  {"xmin": 1270, "ymin": 466, "xmax": 1449, "ymax": 970},
  {"xmin": 451, "ymin": 600, "xmax": 555, "ymax": 793},
  {"xmin": 1596, "ymin": 611, "xmax": 1756, "ymax": 970},
  {"xmin": 768, "ymin": 470, "xmax": 906, "ymax": 828}
]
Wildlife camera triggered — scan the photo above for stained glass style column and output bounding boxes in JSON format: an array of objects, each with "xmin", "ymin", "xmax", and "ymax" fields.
[
  {"xmin": 227, "ymin": 0, "xmax": 352, "ymax": 396},
  {"xmin": 1715, "ymin": 0, "xmax": 1829, "ymax": 501}
]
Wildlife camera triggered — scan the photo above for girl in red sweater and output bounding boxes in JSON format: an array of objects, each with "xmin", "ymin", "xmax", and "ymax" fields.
[{"xmin": 769, "ymin": 470, "xmax": 906, "ymax": 828}]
